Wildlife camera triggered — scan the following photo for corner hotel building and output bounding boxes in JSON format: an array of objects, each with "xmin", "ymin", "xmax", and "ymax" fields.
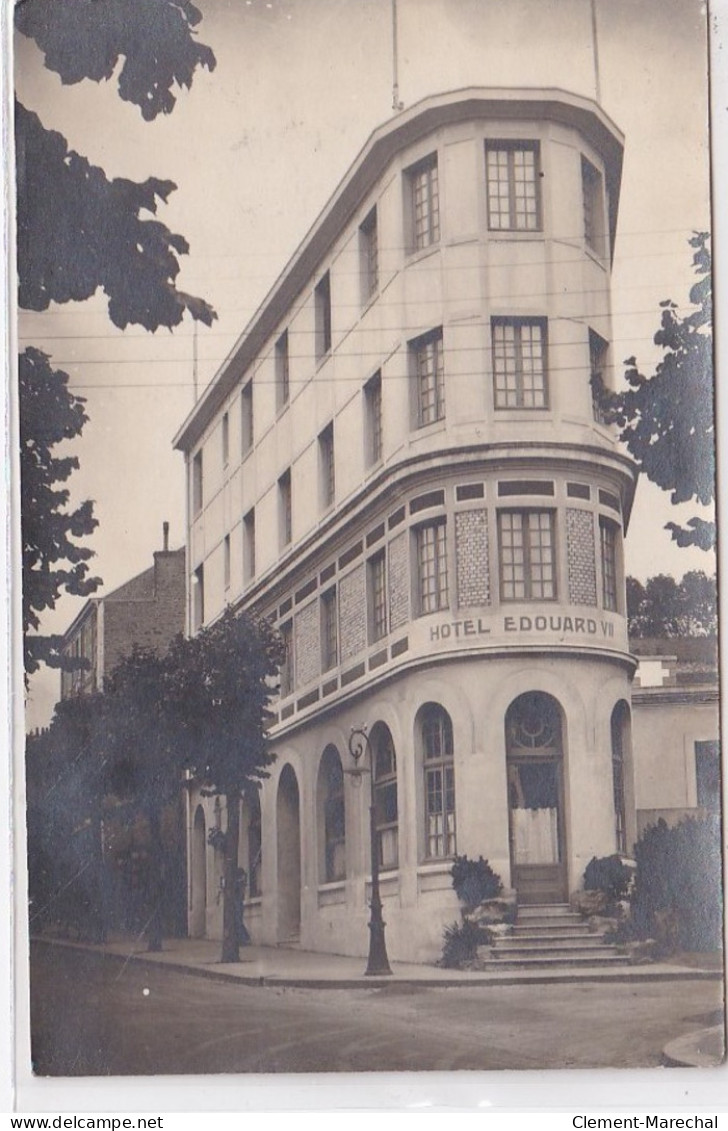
[{"xmin": 174, "ymin": 88, "xmax": 638, "ymax": 962}]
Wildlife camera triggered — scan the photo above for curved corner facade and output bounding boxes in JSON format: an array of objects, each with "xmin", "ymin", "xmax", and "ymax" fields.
[{"xmin": 177, "ymin": 89, "xmax": 639, "ymax": 962}]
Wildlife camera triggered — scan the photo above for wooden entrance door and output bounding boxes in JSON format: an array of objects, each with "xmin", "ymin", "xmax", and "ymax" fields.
[{"xmin": 506, "ymin": 692, "xmax": 567, "ymax": 905}]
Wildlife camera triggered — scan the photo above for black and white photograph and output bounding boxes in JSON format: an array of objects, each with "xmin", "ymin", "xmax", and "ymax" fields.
[{"xmin": 9, "ymin": 0, "xmax": 725, "ymax": 1101}]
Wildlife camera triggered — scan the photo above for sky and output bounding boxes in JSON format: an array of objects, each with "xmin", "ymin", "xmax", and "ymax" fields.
[{"xmin": 13, "ymin": 0, "xmax": 715, "ymax": 730}]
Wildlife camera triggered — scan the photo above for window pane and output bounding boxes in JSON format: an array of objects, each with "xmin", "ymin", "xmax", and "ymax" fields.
[
  {"xmin": 412, "ymin": 158, "xmax": 440, "ymax": 249},
  {"xmin": 500, "ymin": 510, "xmax": 555, "ymax": 600},
  {"xmin": 369, "ymin": 553, "xmax": 387, "ymax": 640},
  {"xmin": 418, "ymin": 523, "xmax": 448, "ymax": 613},
  {"xmin": 527, "ymin": 511, "xmax": 555, "ymax": 599},
  {"xmin": 493, "ymin": 320, "xmax": 546, "ymax": 409},
  {"xmin": 416, "ymin": 333, "xmax": 445, "ymax": 426},
  {"xmin": 601, "ymin": 521, "xmax": 618, "ymax": 610},
  {"xmin": 487, "ymin": 144, "xmax": 540, "ymax": 231}
]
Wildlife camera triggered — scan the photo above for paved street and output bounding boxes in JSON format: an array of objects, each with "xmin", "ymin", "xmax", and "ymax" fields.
[{"xmin": 29, "ymin": 942, "xmax": 724, "ymax": 1075}]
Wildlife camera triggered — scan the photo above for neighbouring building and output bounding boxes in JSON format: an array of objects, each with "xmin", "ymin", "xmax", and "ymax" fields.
[
  {"xmin": 631, "ymin": 637, "xmax": 720, "ymax": 835},
  {"xmin": 175, "ymin": 87, "xmax": 643, "ymax": 963},
  {"xmin": 60, "ymin": 525, "xmax": 185, "ymax": 698}
]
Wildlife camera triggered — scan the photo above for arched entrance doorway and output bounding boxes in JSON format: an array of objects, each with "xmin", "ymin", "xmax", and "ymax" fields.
[
  {"xmin": 276, "ymin": 764, "xmax": 301, "ymax": 944},
  {"xmin": 190, "ymin": 804, "xmax": 207, "ymax": 938},
  {"xmin": 505, "ymin": 691, "xmax": 567, "ymax": 904}
]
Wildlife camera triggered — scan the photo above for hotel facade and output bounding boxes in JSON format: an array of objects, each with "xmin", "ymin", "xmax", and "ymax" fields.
[{"xmin": 174, "ymin": 88, "xmax": 640, "ymax": 962}]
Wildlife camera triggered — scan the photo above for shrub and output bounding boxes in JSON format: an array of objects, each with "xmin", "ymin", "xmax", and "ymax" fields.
[
  {"xmin": 584, "ymin": 854, "xmax": 633, "ymax": 903},
  {"xmin": 450, "ymin": 855, "xmax": 502, "ymax": 907},
  {"xmin": 629, "ymin": 816, "xmax": 723, "ymax": 953},
  {"xmin": 439, "ymin": 920, "xmax": 490, "ymax": 968}
]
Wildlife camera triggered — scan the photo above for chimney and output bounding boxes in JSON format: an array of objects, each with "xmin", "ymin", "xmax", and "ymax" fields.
[{"xmin": 163, "ymin": 521, "xmax": 169, "ymax": 552}]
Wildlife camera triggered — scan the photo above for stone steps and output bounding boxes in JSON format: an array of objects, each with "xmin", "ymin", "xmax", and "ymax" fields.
[{"xmin": 480, "ymin": 903, "xmax": 629, "ymax": 971}]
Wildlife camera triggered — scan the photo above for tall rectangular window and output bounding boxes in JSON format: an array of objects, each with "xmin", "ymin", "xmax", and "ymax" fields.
[
  {"xmin": 275, "ymin": 329, "xmax": 290, "ymax": 411},
  {"xmin": 498, "ymin": 510, "xmax": 556, "ymax": 600},
  {"xmin": 360, "ymin": 207, "xmax": 378, "ymax": 301},
  {"xmin": 416, "ymin": 522, "xmax": 448, "ymax": 614},
  {"xmin": 422, "ymin": 706, "xmax": 456, "ymax": 858},
  {"xmin": 279, "ymin": 469, "xmax": 292, "ymax": 548},
  {"xmin": 223, "ymin": 533, "xmax": 231, "ymax": 590},
  {"xmin": 192, "ymin": 563, "xmax": 205, "ymax": 631},
  {"xmin": 492, "ymin": 318, "xmax": 548, "ymax": 409},
  {"xmin": 222, "ymin": 412, "xmax": 229, "ymax": 466},
  {"xmin": 315, "ymin": 271, "xmax": 331, "ymax": 361},
  {"xmin": 600, "ymin": 518, "xmax": 618, "ymax": 611},
  {"xmin": 486, "ymin": 142, "xmax": 541, "ymax": 231},
  {"xmin": 368, "ymin": 551, "xmax": 387, "ymax": 642},
  {"xmin": 243, "ymin": 508, "xmax": 256, "ymax": 583},
  {"xmin": 279, "ymin": 621, "xmax": 294, "ymax": 697},
  {"xmin": 321, "ymin": 587, "xmax": 338, "ymax": 672},
  {"xmin": 411, "ymin": 328, "xmax": 445, "ymax": 427},
  {"xmin": 589, "ymin": 329, "xmax": 609, "ymax": 424},
  {"xmin": 319, "ymin": 422, "xmax": 335, "ymax": 510},
  {"xmin": 192, "ymin": 451, "xmax": 203, "ymax": 515},
  {"xmin": 582, "ymin": 156, "xmax": 606, "ymax": 256},
  {"xmin": 408, "ymin": 154, "xmax": 440, "ymax": 251},
  {"xmin": 364, "ymin": 370, "xmax": 383, "ymax": 466},
  {"xmin": 241, "ymin": 380, "xmax": 254, "ymax": 456}
]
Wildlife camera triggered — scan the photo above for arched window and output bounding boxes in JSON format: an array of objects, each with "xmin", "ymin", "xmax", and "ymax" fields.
[
  {"xmin": 371, "ymin": 723, "xmax": 398, "ymax": 870},
  {"xmin": 318, "ymin": 746, "xmax": 346, "ymax": 882},
  {"xmin": 610, "ymin": 701, "xmax": 630, "ymax": 854},
  {"xmin": 418, "ymin": 703, "xmax": 456, "ymax": 859}
]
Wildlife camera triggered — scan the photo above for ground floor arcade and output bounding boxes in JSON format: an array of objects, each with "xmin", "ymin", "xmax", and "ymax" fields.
[{"xmin": 186, "ymin": 651, "xmax": 636, "ymax": 964}]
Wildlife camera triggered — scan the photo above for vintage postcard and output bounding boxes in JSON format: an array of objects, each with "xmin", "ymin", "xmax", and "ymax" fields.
[{"xmin": 11, "ymin": 0, "xmax": 725, "ymax": 1108}]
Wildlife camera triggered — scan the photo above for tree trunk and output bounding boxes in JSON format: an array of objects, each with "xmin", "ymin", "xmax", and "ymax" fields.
[
  {"xmin": 146, "ymin": 805, "xmax": 164, "ymax": 952},
  {"xmin": 221, "ymin": 788, "xmax": 241, "ymax": 963}
]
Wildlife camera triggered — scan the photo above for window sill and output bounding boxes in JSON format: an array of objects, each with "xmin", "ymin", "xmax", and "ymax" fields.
[
  {"xmin": 493, "ymin": 407, "xmax": 550, "ymax": 416},
  {"xmin": 412, "ymin": 417, "xmax": 447, "ymax": 437},
  {"xmin": 360, "ymin": 289, "xmax": 380, "ymax": 317},
  {"xmin": 417, "ymin": 859, "xmax": 454, "ymax": 874},
  {"xmin": 405, "ymin": 243, "xmax": 440, "ymax": 266},
  {"xmin": 487, "ymin": 228, "xmax": 544, "ymax": 240},
  {"xmin": 584, "ymin": 243, "xmax": 609, "ymax": 271},
  {"xmin": 318, "ymin": 879, "xmax": 346, "ymax": 893},
  {"xmin": 415, "ymin": 605, "xmax": 450, "ymax": 620}
]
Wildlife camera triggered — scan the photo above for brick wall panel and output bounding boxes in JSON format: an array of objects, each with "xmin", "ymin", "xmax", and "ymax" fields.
[
  {"xmin": 339, "ymin": 566, "xmax": 367, "ymax": 662},
  {"xmin": 566, "ymin": 507, "xmax": 597, "ymax": 606},
  {"xmin": 388, "ymin": 531, "xmax": 410, "ymax": 631},
  {"xmin": 455, "ymin": 509, "xmax": 490, "ymax": 607},
  {"xmin": 295, "ymin": 601, "xmax": 320, "ymax": 687}
]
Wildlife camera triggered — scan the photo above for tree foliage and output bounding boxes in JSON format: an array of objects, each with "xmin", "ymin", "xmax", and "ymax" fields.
[
  {"xmin": 19, "ymin": 347, "xmax": 101, "ymax": 676},
  {"xmin": 626, "ymin": 570, "xmax": 717, "ymax": 638},
  {"xmin": 15, "ymin": 0, "xmax": 217, "ymax": 328},
  {"xmin": 103, "ymin": 645, "xmax": 188, "ymax": 950},
  {"xmin": 26, "ymin": 690, "xmax": 110, "ymax": 941},
  {"xmin": 15, "ymin": 0, "xmax": 216, "ymax": 120},
  {"xmin": 628, "ymin": 817, "xmax": 722, "ymax": 953},
  {"xmin": 599, "ymin": 232, "xmax": 714, "ymax": 550},
  {"xmin": 16, "ymin": 102, "xmax": 215, "ymax": 330},
  {"xmin": 16, "ymin": 0, "xmax": 217, "ymax": 671},
  {"xmin": 169, "ymin": 608, "xmax": 284, "ymax": 962},
  {"xmin": 28, "ymin": 611, "xmax": 282, "ymax": 957}
]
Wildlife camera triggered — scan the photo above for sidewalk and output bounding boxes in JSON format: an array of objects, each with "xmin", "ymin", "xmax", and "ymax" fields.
[{"xmin": 33, "ymin": 931, "xmax": 723, "ymax": 990}]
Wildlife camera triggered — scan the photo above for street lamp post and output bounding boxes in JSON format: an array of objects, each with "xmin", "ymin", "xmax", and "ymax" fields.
[{"xmin": 348, "ymin": 725, "xmax": 393, "ymax": 976}]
